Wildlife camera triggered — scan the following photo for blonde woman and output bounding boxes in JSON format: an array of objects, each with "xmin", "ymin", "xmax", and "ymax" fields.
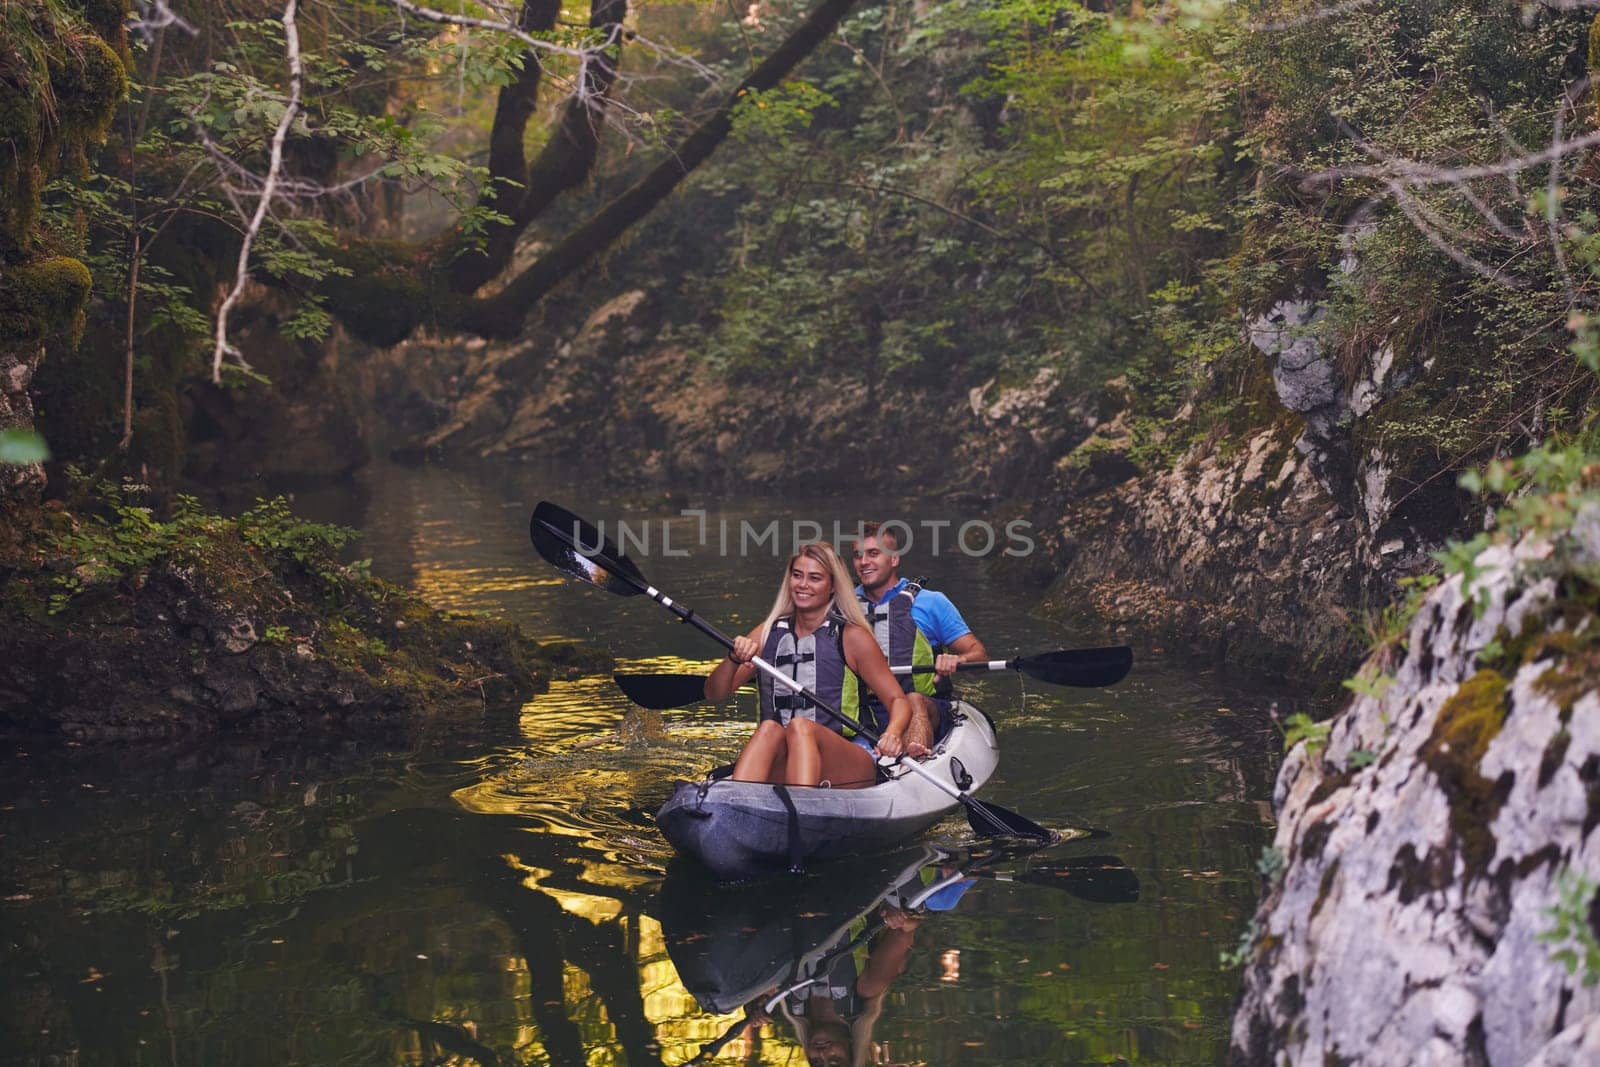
[{"xmin": 705, "ymin": 542, "xmax": 914, "ymax": 787}]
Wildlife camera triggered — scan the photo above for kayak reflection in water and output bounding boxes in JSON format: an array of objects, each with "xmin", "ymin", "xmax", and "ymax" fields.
[
  {"xmin": 664, "ymin": 847, "xmax": 1139, "ymax": 1064},
  {"xmin": 705, "ymin": 542, "xmax": 916, "ymax": 788},
  {"xmin": 769, "ymin": 863, "xmax": 973, "ymax": 1067}
]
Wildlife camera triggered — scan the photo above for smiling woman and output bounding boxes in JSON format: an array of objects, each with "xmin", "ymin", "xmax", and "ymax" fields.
[{"xmin": 704, "ymin": 541, "xmax": 916, "ymax": 787}]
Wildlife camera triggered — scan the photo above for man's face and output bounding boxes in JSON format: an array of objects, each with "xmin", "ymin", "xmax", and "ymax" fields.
[{"xmin": 853, "ymin": 534, "xmax": 898, "ymax": 589}]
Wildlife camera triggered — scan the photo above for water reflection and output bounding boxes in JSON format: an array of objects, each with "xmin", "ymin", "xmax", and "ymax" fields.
[
  {"xmin": 658, "ymin": 846, "xmax": 1139, "ymax": 1064},
  {"xmin": 1, "ymin": 461, "xmax": 1292, "ymax": 1065}
]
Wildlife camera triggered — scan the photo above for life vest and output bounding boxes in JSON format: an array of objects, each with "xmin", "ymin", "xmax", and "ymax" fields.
[
  {"xmin": 859, "ymin": 580, "xmax": 939, "ymax": 700},
  {"xmin": 757, "ymin": 610, "xmax": 861, "ymax": 733}
]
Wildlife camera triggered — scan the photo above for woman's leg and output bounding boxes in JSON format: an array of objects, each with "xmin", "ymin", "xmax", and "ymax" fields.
[
  {"xmin": 732, "ymin": 720, "xmax": 787, "ymax": 782},
  {"xmin": 784, "ymin": 718, "xmax": 877, "ymax": 788},
  {"xmin": 905, "ymin": 693, "xmax": 940, "ymax": 756}
]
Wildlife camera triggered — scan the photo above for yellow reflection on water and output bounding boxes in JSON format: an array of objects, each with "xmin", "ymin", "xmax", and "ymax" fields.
[
  {"xmin": 501, "ymin": 852, "xmax": 624, "ymax": 924},
  {"xmin": 635, "ymin": 913, "xmax": 814, "ymax": 1065},
  {"xmin": 412, "ymin": 568, "xmax": 561, "ymax": 614}
]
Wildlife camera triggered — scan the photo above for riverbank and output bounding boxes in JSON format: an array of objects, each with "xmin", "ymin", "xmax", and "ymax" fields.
[
  {"xmin": 0, "ymin": 484, "xmax": 609, "ymax": 742},
  {"xmin": 366, "ymin": 292, "xmax": 1412, "ymax": 690}
]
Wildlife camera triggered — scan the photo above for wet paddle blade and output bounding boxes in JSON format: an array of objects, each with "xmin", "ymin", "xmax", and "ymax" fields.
[
  {"xmin": 1013, "ymin": 646, "xmax": 1133, "ymax": 687},
  {"xmin": 530, "ymin": 500, "xmax": 646, "ymax": 597},
  {"xmin": 615, "ymin": 672, "xmax": 710, "ymax": 709},
  {"xmin": 961, "ymin": 796, "xmax": 1055, "ymax": 842}
]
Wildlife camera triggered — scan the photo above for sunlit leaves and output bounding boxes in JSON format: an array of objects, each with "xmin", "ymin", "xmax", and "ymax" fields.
[{"xmin": 729, "ymin": 81, "xmax": 839, "ymax": 143}]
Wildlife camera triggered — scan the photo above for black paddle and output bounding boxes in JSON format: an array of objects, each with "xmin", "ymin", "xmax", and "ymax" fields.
[
  {"xmin": 614, "ymin": 645, "xmax": 1133, "ymax": 710},
  {"xmin": 529, "ymin": 500, "xmax": 1053, "ymax": 842}
]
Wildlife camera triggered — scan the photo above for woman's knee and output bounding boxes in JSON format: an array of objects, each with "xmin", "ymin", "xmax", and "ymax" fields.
[{"xmin": 787, "ymin": 717, "xmax": 826, "ymax": 742}]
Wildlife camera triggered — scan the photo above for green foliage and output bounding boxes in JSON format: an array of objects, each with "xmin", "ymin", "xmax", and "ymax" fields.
[
  {"xmin": 1282, "ymin": 712, "xmax": 1331, "ymax": 754},
  {"xmin": 235, "ymin": 495, "xmax": 359, "ymax": 574},
  {"xmin": 0, "ymin": 255, "xmax": 93, "ymax": 342},
  {"xmin": 1538, "ymin": 867, "xmax": 1600, "ymax": 988},
  {"xmin": 1255, "ymin": 844, "xmax": 1286, "ymax": 882},
  {"xmin": 1342, "ymin": 668, "xmax": 1394, "ymax": 700},
  {"xmin": 1347, "ymin": 749, "xmax": 1377, "ymax": 770},
  {"xmin": 730, "ymin": 82, "xmax": 838, "ymax": 143},
  {"xmin": 41, "ymin": 475, "xmax": 362, "ymax": 613},
  {"xmin": 1437, "ymin": 441, "xmax": 1600, "ymax": 619},
  {"xmin": 0, "ymin": 0, "xmax": 128, "ymax": 250},
  {"xmin": 1219, "ymin": 916, "xmax": 1261, "ymax": 970}
]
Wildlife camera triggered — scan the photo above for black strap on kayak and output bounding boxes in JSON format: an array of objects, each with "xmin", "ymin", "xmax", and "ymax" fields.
[{"xmin": 775, "ymin": 785, "xmax": 805, "ymax": 874}]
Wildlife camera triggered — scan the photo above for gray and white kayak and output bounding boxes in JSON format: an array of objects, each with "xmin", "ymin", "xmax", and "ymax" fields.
[{"xmin": 655, "ymin": 700, "xmax": 1000, "ymax": 881}]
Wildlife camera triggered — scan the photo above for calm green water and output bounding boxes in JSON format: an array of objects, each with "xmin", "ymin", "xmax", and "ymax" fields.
[{"xmin": 1, "ymin": 462, "xmax": 1284, "ymax": 1066}]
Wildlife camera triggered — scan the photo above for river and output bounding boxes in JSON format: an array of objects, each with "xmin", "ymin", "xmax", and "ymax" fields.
[{"xmin": 1, "ymin": 460, "xmax": 1285, "ymax": 1065}]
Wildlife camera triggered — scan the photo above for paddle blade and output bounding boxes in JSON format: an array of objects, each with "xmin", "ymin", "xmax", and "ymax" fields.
[
  {"xmin": 961, "ymin": 796, "xmax": 1055, "ymax": 842},
  {"xmin": 615, "ymin": 672, "xmax": 710, "ymax": 710},
  {"xmin": 530, "ymin": 501, "xmax": 646, "ymax": 597},
  {"xmin": 1014, "ymin": 646, "xmax": 1133, "ymax": 688}
]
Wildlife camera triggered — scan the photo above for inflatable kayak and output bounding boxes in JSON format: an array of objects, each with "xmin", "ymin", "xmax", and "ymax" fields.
[{"xmin": 655, "ymin": 700, "xmax": 1001, "ymax": 880}]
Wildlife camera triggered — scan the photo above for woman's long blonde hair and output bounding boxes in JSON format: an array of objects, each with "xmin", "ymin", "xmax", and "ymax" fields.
[{"xmin": 757, "ymin": 542, "xmax": 869, "ymax": 644}]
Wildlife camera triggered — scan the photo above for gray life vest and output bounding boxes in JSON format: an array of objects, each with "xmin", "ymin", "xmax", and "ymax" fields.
[
  {"xmin": 757, "ymin": 610, "xmax": 861, "ymax": 732},
  {"xmin": 859, "ymin": 580, "xmax": 939, "ymax": 698}
]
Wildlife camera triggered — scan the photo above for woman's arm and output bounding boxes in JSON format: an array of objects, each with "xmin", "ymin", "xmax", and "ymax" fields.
[
  {"xmin": 705, "ymin": 629, "xmax": 760, "ymax": 701},
  {"xmin": 856, "ymin": 908, "xmax": 922, "ymax": 999},
  {"xmin": 842, "ymin": 625, "xmax": 913, "ymax": 756}
]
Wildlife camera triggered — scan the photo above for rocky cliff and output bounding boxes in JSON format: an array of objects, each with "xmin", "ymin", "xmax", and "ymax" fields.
[{"xmin": 1231, "ymin": 529, "xmax": 1600, "ymax": 1064}]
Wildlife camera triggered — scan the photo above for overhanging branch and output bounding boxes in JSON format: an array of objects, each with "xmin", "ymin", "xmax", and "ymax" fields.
[{"xmin": 460, "ymin": 0, "xmax": 863, "ymax": 337}]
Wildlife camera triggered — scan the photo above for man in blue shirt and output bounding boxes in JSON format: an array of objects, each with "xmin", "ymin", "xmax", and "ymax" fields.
[{"xmin": 853, "ymin": 522, "xmax": 989, "ymax": 754}]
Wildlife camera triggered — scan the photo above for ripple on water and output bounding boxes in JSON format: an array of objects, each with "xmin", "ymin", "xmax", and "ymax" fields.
[{"xmin": 453, "ymin": 657, "xmax": 753, "ymax": 873}]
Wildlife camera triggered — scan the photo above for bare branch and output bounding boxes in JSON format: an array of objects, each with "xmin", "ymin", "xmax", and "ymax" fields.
[
  {"xmin": 1386, "ymin": 181, "xmax": 1529, "ymax": 288},
  {"xmin": 130, "ymin": 0, "xmax": 196, "ymax": 41},
  {"xmin": 1545, "ymin": 78, "xmax": 1588, "ymax": 308},
  {"xmin": 391, "ymin": 0, "xmax": 602, "ymax": 61},
  {"xmin": 211, "ymin": 0, "xmax": 303, "ymax": 384},
  {"xmin": 1313, "ymin": 129, "xmax": 1600, "ymax": 188}
]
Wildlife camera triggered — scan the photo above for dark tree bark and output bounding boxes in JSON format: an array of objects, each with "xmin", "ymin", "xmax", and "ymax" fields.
[
  {"xmin": 444, "ymin": 0, "xmax": 624, "ymax": 295},
  {"xmin": 454, "ymin": 0, "xmax": 864, "ymax": 338},
  {"xmin": 324, "ymin": 0, "xmax": 864, "ymax": 344}
]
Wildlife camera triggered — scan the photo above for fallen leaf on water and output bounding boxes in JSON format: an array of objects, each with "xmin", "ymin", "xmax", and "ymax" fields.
[{"xmin": 1152, "ymin": 962, "xmax": 1169, "ymax": 970}]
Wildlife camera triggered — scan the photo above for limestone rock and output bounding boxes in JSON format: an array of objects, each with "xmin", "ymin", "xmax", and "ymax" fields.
[{"xmin": 1231, "ymin": 535, "xmax": 1600, "ymax": 1064}]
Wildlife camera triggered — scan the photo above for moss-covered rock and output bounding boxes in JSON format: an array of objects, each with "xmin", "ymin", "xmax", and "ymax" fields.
[
  {"xmin": 51, "ymin": 34, "xmax": 126, "ymax": 159},
  {"xmin": 0, "ymin": 491, "xmax": 612, "ymax": 741},
  {"xmin": 0, "ymin": 1, "xmax": 129, "ymax": 254},
  {"xmin": 1233, "ymin": 535, "xmax": 1600, "ymax": 1065},
  {"xmin": 0, "ymin": 255, "xmax": 93, "ymax": 343},
  {"xmin": 325, "ymin": 239, "xmax": 430, "ymax": 347}
]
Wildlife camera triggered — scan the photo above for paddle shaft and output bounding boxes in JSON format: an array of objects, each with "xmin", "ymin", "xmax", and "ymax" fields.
[
  {"xmin": 554, "ymin": 555, "xmax": 888, "ymax": 742},
  {"xmin": 531, "ymin": 503, "xmax": 1050, "ymax": 839},
  {"xmin": 575, "ymin": 558, "xmax": 1003, "ymax": 813},
  {"xmin": 896, "ymin": 660, "xmax": 1010, "ymax": 675}
]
